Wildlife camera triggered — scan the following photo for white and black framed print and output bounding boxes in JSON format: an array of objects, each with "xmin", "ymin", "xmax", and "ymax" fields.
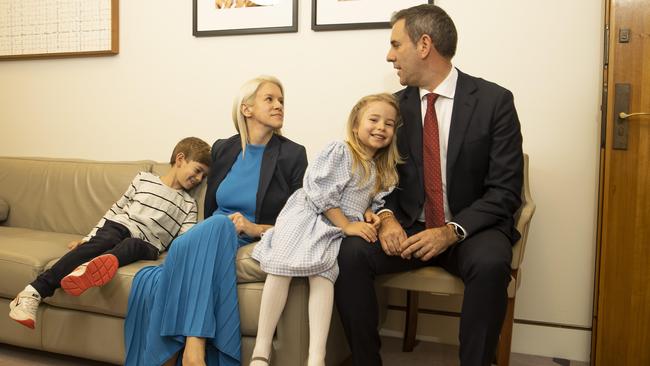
[
  {"xmin": 193, "ymin": 0, "xmax": 298, "ymax": 37},
  {"xmin": 312, "ymin": 0, "xmax": 433, "ymax": 31}
]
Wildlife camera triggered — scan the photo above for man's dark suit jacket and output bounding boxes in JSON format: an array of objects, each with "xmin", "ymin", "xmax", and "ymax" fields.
[
  {"xmin": 204, "ymin": 133, "xmax": 308, "ymax": 225},
  {"xmin": 385, "ymin": 69, "xmax": 524, "ymax": 244}
]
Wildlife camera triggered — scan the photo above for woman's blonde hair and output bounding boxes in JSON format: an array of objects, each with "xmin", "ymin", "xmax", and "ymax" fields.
[
  {"xmin": 346, "ymin": 93, "xmax": 403, "ymax": 194},
  {"xmin": 232, "ymin": 75, "xmax": 284, "ymax": 156}
]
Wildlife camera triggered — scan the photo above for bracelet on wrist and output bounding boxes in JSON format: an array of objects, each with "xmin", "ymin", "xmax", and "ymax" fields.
[{"xmin": 378, "ymin": 211, "xmax": 394, "ymax": 221}]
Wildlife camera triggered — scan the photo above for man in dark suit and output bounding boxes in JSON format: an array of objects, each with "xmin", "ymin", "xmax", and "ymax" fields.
[{"xmin": 335, "ymin": 5, "xmax": 523, "ymax": 366}]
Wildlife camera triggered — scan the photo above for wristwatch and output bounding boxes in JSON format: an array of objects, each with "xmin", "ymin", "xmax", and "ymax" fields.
[{"xmin": 447, "ymin": 222, "xmax": 466, "ymax": 242}]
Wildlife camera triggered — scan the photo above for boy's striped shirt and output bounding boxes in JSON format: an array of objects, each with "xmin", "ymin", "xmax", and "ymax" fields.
[{"xmin": 83, "ymin": 172, "xmax": 198, "ymax": 252}]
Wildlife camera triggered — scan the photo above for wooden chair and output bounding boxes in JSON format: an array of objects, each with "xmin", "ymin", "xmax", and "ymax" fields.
[{"xmin": 376, "ymin": 154, "xmax": 535, "ymax": 366}]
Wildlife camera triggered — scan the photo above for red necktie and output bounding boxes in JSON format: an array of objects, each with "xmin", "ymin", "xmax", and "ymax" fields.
[{"xmin": 423, "ymin": 93, "xmax": 445, "ymax": 228}]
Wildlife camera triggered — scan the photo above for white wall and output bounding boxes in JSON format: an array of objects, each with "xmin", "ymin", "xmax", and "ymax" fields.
[{"xmin": 0, "ymin": 0, "xmax": 603, "ymax": 361}]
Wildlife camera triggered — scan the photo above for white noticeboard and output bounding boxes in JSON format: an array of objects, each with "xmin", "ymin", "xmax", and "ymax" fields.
[{"xmin": 0, "ymin": 0, "xmax": 118, "ymax": 60}]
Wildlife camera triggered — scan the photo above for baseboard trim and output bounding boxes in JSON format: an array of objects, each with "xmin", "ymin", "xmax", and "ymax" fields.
[{"xmin": 382, "ymin": 307, "xmax": 592, "ymax": 362}]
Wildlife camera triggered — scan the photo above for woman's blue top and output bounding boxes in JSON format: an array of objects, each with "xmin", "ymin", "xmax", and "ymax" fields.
[{"xmin": 215, "ymin": 143, "xmax": 265, "ymax": 245}]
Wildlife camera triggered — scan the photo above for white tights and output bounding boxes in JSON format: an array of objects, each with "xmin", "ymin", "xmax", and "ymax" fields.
[{"xmin": 250, "ymin": 274, "xmax": 334, "ymax": 366}]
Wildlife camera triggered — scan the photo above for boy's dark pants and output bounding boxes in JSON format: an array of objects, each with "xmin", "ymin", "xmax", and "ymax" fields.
[{"xmin": 31, "ymin": 220, "xmax": 159, "ymax": 298}]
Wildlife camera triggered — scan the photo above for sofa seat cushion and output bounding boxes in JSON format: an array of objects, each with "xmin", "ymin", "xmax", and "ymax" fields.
[
  {"xmin": 0, "ymin": 227, "xmax": 80, "ymax": 298},
  {"xmin": 45, "ymin": 243, "xmax": 267, "ymax": 318},
  {"xmin": 45, "ymin": 257, "xmax": 163, "ymax": 318},
  {"xmin": 236, "ymin": 242, "xmax": 266, "ymax": 283},
  {"xmin": 44, "ymin": 244, "xmax": 268, "ymax": 321}
]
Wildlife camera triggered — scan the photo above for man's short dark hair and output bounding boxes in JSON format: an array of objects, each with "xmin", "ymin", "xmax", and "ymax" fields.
[{"xmin": 391, "ymin": 4, "xmax": 457, "ymax": 59}]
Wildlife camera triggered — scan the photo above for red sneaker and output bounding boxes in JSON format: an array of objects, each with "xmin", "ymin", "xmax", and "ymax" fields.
[{"xmin": 60, "ymin": 254, "xmax": 119, "ymax": 296}]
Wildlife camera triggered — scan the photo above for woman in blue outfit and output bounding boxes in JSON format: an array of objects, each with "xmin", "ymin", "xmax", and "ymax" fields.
[{"xmin": 124, "ymin": 75, "xmax": 308, "ymax": 366}]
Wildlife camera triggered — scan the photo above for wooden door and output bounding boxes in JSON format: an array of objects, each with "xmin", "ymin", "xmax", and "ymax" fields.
[{"xmin": 593, "ymin": 0, "xmax": 650, "ymax": 364}]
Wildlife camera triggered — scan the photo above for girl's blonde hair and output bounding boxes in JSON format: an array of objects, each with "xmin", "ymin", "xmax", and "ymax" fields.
[
  {"xmin": 232, "ymin": 75, "xmax": 284, "ymax": 156},
  {"xmin": 346, "ymin": 93, "xmax": 403, "ymax": 194}
]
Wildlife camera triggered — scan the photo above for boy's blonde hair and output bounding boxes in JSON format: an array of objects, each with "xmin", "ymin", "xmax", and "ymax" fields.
[
  {"xmin": 346, "ymin": 93, "xmax": 402, "ymax": 194},
  {"xmin": 169, "ymin": 137, "xmax": 211, "ymax": 167},
  {"xmin": 232, "ymin": 75, "xmax": 284, "ymax": 156}
]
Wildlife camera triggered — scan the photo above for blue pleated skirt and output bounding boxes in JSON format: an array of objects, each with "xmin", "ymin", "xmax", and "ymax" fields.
[{"xmin": 124, "ymin": 215, "xmax": 241, "ymax": 366}]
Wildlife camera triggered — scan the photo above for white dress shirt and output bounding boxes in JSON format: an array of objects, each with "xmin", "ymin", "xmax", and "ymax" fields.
[{"xmin": 380, "ymin": 66, "xmax": 466, "ymax": 239}]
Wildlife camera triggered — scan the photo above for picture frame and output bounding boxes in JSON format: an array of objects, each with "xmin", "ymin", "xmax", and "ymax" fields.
[
  {"xmin": 193, "ymin": 0, "xmax": 298, "ymax": 37},
  {"xmin": 0, "ymin": 0, "xmax": 119, "ymax": 60},
  {"xmin": 311, "ymin": 0, "xmax": 433, "ymax": 31}
]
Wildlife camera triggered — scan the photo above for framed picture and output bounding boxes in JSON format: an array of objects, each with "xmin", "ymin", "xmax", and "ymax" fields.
[
  {"xmin": 0, "ymin": 0, "xmax": 119, "ymax": 60},
  {"xmin": 193, "ymin": 0, "xmax": 298, "ymax": 37},
  {"xmin": 312, "ymin": 0, "xmax": 433, "ymax": 31}
]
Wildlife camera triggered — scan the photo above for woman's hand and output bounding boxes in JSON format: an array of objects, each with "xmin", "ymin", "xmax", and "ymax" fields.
[
  {"xmin": 228, "ymin": 212, "xmax": 260, "ymax": 237},
  {"xmin": 364, "ymin": 210, "xmax": 381, "ymax": 230},
  {"xmin": 67, "ymin": 239, "xmax": 85, "ymax": 250},
  {"xmin": 343, "ymin": 222, "xmax": 378, "ymax": 243}
]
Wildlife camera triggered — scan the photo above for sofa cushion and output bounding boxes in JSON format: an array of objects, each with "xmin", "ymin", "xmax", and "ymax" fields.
[
  {"xmin": 45, "ymin": 257, "xmax": 164, "ymax": 318},
  {"xmin": 237, "ymin": 242, "xmax": 266, "ymax": 283},
  {"xmin": 0, "ymin": 227, "xmax": 80, "ymax": 298},
  {"xmin": 44, "ymin": 243, "xmax": 266, "ymax": 318},
  {"xmin": 0, "ymin": 157, "xmax": 153, "ymax": 235},
  {"xmin": 0, "ymin": 198, "xmax": 8, "ymax": 222}
]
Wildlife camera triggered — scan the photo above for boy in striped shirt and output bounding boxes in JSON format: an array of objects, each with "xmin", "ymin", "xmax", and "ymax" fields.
[{"xmin": 9, "ymin": 137, "xmax": 211, "ymax": 329}]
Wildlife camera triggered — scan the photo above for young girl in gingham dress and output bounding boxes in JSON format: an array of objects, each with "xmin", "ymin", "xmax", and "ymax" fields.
[{"xmin": 250, "ymin": 93, "xmax": 402, "ymax": 366}]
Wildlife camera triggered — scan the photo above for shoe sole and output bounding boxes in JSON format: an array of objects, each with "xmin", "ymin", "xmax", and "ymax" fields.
[
  {"xmin": 9, "ymin": 300, "xmax": 36, "ymax": 329},
  {"xmin": 60, "ymin": 254, "xmax": 118, "ymax": 296},
  {"xmin": 9, "ymin": 314, "xmax": 35, "ymax": 329}
]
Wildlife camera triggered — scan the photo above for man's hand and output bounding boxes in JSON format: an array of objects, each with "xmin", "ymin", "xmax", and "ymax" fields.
[
  {"xmin": 364, "ymin": 210, "xmax": 381, "ymax": 230},
  {"xmin": 67, "ymin": 239, "xmax": 85, "ymax": 250},
  {"xmin": 400, "ymin": 225, "xmax": 457, "ymax": 261},
  {"xmin": 378, "ymin": 214, "xmax": 406, "ymax": 256},
  {"xmin": 228, "ymin": 212, "xmax": 260, "ymax": 237}
]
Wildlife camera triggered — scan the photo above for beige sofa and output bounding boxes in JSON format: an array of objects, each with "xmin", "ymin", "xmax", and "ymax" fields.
[{"xmin": 0, "ymin": 156, "xmax": 350, "ymax": 365}]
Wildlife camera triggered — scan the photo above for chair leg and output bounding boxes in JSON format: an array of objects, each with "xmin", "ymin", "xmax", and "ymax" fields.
[
  {"xmin": 403, "ymin": 290, "xmax": 419, "ymax": 352},
  {"xmin": 496, "ymin": 297, "xmax": 515, "ymax": 366}
]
